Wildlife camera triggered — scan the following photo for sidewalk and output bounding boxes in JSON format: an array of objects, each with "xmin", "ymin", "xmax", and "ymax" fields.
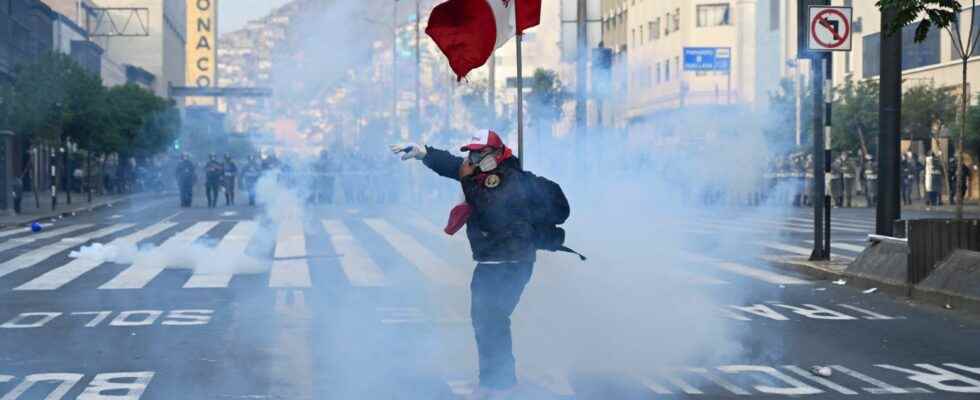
[{"xmin": 0, "ymin": 191, "xmax": 168, "ymax": 229}]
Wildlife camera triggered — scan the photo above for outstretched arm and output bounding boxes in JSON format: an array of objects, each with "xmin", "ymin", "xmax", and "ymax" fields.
[
  {"xmin": 421, "ymin": 146, "xmax": 463, "ymax": 182},
  {"xmin": 390, "ymin": 143, "xmax": 464, "ymax": 182}
]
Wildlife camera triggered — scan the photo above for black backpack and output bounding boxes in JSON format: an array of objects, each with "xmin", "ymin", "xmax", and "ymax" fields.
[{"xmin": 524, "ymin": 172, "xmax": 586, "ymax": 261}]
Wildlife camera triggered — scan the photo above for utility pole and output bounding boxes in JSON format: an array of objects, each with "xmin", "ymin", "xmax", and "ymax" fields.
[
  {"xmin": 810, "ymin": 54, "xmax": 828, "ymax": 260},
  {"xmin": 575, "ymin": 0, "xmax": 588, "ymax": 147},
  {"xmin": 877, "ymin": 4, "xmax": 902, "ymax": 236},
  {"xmin": 414, "ymin": 0, "xmax": 421, "ymax": 141},
  {"xmin": 489, "ymin": 51, "xmax": 496, "ymax": 127},
  {"xmin": 393, "ymin": 0, "xmax": 399, "ymax": 139}
]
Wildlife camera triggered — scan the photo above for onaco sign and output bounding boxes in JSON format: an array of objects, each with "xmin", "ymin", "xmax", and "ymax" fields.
[{"xmin": 186, "ymin": 0, "xmax": 217, "ymax": 105}]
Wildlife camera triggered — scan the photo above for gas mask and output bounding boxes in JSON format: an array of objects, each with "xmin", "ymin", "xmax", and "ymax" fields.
[{"xmin": 468, "ymin": 150, "xmax": 498, "ymax": 172}]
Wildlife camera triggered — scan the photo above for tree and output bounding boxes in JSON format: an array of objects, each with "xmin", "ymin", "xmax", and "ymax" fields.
[
  {"xmin": 902, "ymin": 82, "xmax": 958, "ymax": 147},
  {"xmin": 9, "ymin": 52, "xmax": 78, "ymax": 144},
  {"xmin": 105, "ymin": 84, "xmax": 178, "ymax": 159},
  {"xmin": 833, "ymin": 75, "xmax": 880, "ymax": 158},
  {"xmin": 525, "ymin": 68, "xmax": 570, "ymax": 150},
  {"xmin": 765, "ymin": 77, "xmax": 812, "ymax": 153},
  {"xmin": 965, "ymin": 104, "xmax": 980, "ymax": 159},
  {"xmin": 878, "ymin": 0, "xmax": 972, "ymax": 217}
]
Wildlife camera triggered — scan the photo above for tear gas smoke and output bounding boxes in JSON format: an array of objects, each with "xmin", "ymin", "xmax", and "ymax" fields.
[{"xmin": 183, "ymin": 0, "xmax": 802, "ymax": 396}]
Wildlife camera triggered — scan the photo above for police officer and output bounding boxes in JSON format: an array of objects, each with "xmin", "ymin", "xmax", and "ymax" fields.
[
  {"xmin": 223, "ymin": 153, "xmax": 238, "ymax": 206},
  {"xmin": 176, "ymin": 154, "xmax": 196, "ymax": 207},
  {"xmin": 864, "ymin": 155, "xmax": 879, "ymax": 207},
  {"xmin": 241, "ymin": 155, "xmax": 261, "ymax": 206},
  {"xmin": 204, "ymin": 154, "xmax": 223, "ymax": 208},
  {"xmin": 314, "ymin": 150, "xmax": 335, "ymax": 204},
  {"xmin": 391, "ymin": 131, "xmax": 536, "ymax": 398}
]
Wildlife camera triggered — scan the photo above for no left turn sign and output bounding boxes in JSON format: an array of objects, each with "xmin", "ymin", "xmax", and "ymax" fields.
[{"xmin": 809, "ymin": 6, "xmax": 852, "ymax": 52}]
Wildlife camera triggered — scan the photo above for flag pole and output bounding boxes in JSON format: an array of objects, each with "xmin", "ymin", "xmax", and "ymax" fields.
[{"xmin": 515, "ymin": 2, "xmax": 524, "ymax": 168}]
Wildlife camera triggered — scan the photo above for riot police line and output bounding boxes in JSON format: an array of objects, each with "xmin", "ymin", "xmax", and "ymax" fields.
[{"xmin": 174, "ymin": 152, "xmax": 406, "ymax": 208}]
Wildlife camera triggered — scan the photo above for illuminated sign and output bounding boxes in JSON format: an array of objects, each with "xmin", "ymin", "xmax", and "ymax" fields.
[{"xmin": 186, "ymin": 0, "xmax": 217, "ymax": 106}]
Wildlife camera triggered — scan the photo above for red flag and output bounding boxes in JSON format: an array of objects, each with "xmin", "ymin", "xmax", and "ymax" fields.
[{"xmin": 425, "ymin": 0, "xmax": 541, "ymax": 81}]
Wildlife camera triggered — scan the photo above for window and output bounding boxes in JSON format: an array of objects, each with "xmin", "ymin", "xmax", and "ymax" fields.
[
  {"xmin": 673, "ymin": 8, "xmax": 681, "ymax": 31},
  {"xmin": 648, "ymin": 21, "xmax": 654, "ymax": 41},
  {"xmin": 631, "ymin": 28, "xmax": 636, "ymax": 47},
  {"xmin": 656, "ymin": 62, "xmax": 661, "ymax": 84},
  {"xmin": 675, "ymin": 56, "xmax": 680, "ymax": 75},
  {"xmin": 665, "ymin": 59, "xmax": 671, "ymax": 82},
  {"xmin": 652, "ymin": 18, "xmax": 661, "ymax": 39},
  {"xmin": 698, "ymin": 4, "xmax": 731, "ymax": 27},
  {"xmin": 639, "ymin": 25, "xmax": 644, "ymax": 44}
]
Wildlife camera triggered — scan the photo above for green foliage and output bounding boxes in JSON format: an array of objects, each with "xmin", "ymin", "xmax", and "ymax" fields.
[
  {"xmin": 833, "ymin": 75, "xmax": 880, "ymax": 156},
  {"xmin": 105, "ymin": 84, "xmax": 179, "ymax": 158},
  {"xmin": 5, "ymin": 53, "xmax": 179, "ymax": 159},
  {"xmin": 877, "ymin": 0, "xmax": 960, "ymax": 42},
  {"xmin": 765, "ymin": 77, "xmax": 812, "ymax": 152},
  {"xmin": 965, "ymin": 104, "xmax": 980, "ymax": 158},
  {"xmin": 526, "ymin": 68, "xmax": 570, "ymax": 124},
  {"xmin": 901, "ymin": 82, "xmax": 958, "ymax": 142}
]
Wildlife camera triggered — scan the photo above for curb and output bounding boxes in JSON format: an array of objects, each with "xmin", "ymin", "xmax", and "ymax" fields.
[
  {"xmin": 0, "ymin": 193, "xmax": 170, "ymax": 229},
  {"xmin": 763, "ymin": 254, "xmax": 980, "ymax": 314}
]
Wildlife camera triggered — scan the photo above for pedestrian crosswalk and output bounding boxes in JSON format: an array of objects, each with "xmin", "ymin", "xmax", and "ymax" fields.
[
  {"xmin": 99, "ymin": 222, "xmax": 219, "ymax": 290},
  {"xmin": 676, "ymin": 211, "xmax": 875, "ymax": 260},
  {"xmin": 0, "ymin": 210, "xmax": 878, "ymax": 294}
]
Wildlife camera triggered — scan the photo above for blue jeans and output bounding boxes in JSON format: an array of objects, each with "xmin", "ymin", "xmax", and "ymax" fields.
[{"xmin": 470, "ymin": 262, "xmax": 534, "ymax": 389}]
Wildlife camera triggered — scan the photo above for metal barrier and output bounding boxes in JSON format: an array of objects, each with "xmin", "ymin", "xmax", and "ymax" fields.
[{"xmin": 905, "ymin": 219, "xmax": 980, "ymax": 284}]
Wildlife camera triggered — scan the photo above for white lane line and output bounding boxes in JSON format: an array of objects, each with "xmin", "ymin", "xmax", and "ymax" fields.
[
  {"xmin": 183, "ymin": 221, "xmax": 258, "ymax": 288},
  {"xmin": 16, "ymin": 222, "xmax": 176, "ymax": 291},
  {"xmin": 788, "ymin": 217, "xmax": 872, "ymax": 229},
  {"xmin": 684, "ymin": 253, "xmax": 810, "ymax": 285},
  {"xmin": 364, "ymin": 218, "xmax": 469, "ymax": 287},
  {"xmin": 0, "ymin": 226, "xmax": 32, "ymax": 240},
  {"xmin": 99, "ymin": 222, "xmax": 218, "ymax": 289},
  {"xmin": 0, "ymin": 224, "xmax": 134, "ymax": 279},
  {"xmin": 321, "ymin": 220, "xmax": 387, "ymax": 287},
  {"xmin": 759, "ymin": 241, "xmax": 814, "ymax": 256},
  {"xmin": 269, "ymin": 218, "xmax": 311, "ymax": 288},
  {"xmin": 804, "ymin": 240, "xmax": 866, "ymax": 253},
  {"xmin": 753, "ymin": 218, "xmax": 870, "ymax": 233},
  {"xmin": 689, "ymin": 220, "xmax": 775, "ymax": 234},
  {"xmin": 0, "ymin": 224, "xmax": 93, "ymax": 253}
]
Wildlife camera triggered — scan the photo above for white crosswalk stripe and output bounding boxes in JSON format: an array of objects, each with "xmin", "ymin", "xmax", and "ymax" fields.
[
  {"xmin": 99, "ymin": 222, "xmax": 218, "ymax": 289},
  {"xmin": 0, "ymin": 224, "xmax": 133, "ymax": 280},
  {"xmin": 364, "ymin": 218, "xmax": 469, "ymax": 287},
  {"xmin": 0, "ymin": 226, "xmax": 31, "ymax": 240},
  {"xmin": 15, "ymin": 221, "xmax": 175, "ymax": 291},
  {"xmin": 0, "ymin": 224, "xmax": 93, "ymax": 253},
  {"xmin": 758, "ymin": 241, "xmax": 815, "ymax": 256},
  {"xmin": 183, "ymin": 222, "xmax": 259, "ymax": 288},
  {"xmin": 269, "ymin": 218, "xmax": 312, "ymax": 288},
  {"xmin": 683, "ymin": 253, "xmax": 810, "ymax": 285},
  {"xmin": 322, "ymin": 219, "xmax": 387, "ymax": 287}
]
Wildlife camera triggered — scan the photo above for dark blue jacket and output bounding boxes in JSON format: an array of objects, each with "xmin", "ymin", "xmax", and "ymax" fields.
[{"xmin": 423, "ymin": 146, "xmax": 536, "ymax": 263}]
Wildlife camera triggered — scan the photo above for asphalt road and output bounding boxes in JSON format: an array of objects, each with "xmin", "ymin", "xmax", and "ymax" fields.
[{"xmin": 0, "ymin": 194, "xmax": 979, "ymax": 399}]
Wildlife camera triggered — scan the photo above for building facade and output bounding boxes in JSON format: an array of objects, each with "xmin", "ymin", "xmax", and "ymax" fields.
[
  {"xmin": 90, "ymin": 0, "xmax": 187, "ymax": 97},
  {"xmin": 601, "ymin": 0, "xmax": 794, "ymax": 146},
  {"xmin": 0, "ymin": 0, "xmax": 56, "ymax": 82}
]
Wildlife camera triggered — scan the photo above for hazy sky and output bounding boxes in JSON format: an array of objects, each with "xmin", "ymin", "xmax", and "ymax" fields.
[{"xmin": 219, "ymin": 0, "xmax": 293, "ymax": 35}]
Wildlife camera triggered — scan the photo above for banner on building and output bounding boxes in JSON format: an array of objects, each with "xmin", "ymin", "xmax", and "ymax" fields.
[{"xmin": 187, "ymin": 0, "xmax": 217, "ymax": 106}]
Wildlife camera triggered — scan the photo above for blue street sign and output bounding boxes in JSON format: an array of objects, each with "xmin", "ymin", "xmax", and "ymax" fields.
[{"xmin": 683, "ymin": 47, "xmax": 732, "ymax": 71}]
